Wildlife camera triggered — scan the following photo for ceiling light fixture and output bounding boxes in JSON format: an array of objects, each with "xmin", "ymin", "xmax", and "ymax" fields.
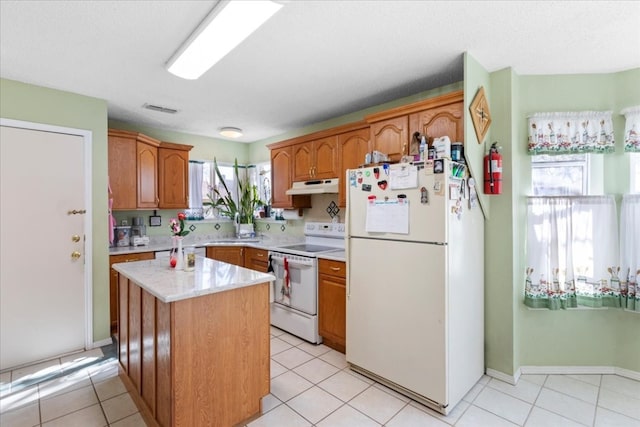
[
  {"xmin": 166, "ymin": 0, "xmax": 284, "ymax": 80},
  {"xmin": 219, "ymin": 127, "xmax": 243, "ymax": 138}
]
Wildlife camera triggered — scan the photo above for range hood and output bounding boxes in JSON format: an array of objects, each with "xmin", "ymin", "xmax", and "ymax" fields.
[{"xmin": 285, "ymin": 178, "xmax": 339, "ymax": 195}]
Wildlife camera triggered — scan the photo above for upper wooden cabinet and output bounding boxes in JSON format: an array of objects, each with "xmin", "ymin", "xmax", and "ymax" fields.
[
  {"xmin": 158, "ymin": 141, "xmax": 193, "ymax": 209},
  {"xmin": 337, "ymin": 127, "xmax": 370, "ymax": 207},
  {"xmin": 408, "ymin": 102, "xmax": 464, "ymax": 147},
  {"xmin": 109, "ymin": 129, "xmax": 160, "ymax": 210},
  {"xmin": 292, "ymin": 136, "xmax": 338, "ymax": 181},
  {"xmin": 369, "ymin": 115, "xmax": 408, "ymax": 163},
  {"xmin": 365, "ymin": 90, "xmax": 464, "ymax": 161},
  {"xmin": 270, "ymin": 146, "xmax": 311, "ymax": 209}
]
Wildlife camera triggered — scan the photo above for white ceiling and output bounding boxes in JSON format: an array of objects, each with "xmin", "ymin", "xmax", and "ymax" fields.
[{"xmin": 1, "ymin": 1, "xmax": 639, "ymax": 143}]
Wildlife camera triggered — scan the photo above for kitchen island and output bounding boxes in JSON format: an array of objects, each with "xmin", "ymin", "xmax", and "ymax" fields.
[{"xmin": 113, "ymin": 256, "xmax": 275, "ymax": 427}]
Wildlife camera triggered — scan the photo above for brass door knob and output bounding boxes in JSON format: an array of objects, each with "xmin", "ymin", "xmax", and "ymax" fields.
[{"xmin": 71, "ymin": 251, "xmax": 81, "ymax": 260}]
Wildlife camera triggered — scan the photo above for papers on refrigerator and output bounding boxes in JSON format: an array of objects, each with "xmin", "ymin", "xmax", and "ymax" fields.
[
  {"xmin": 365, "ymin": 199, "xmax": 409, "ymax": 234},
  {"xmin": 389, "ymin": 165, "xmax": 418, "ymax": 189}
]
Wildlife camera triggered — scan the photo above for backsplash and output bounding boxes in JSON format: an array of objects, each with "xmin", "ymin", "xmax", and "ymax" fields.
[
  {"xmin": 111, "ymin": 193, "xmax": 341, "ymax": 247},
  {"xmin": 111, "ymin": 210, "xmax": 306, "ymax": 246}
]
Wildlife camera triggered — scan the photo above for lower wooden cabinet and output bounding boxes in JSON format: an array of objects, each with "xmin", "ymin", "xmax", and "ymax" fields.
[
  {"xmin": 318, "ymin": 259, "xmax": 346, "ymax": 353},
  {"xmin": 118, "ymin": 275, "xmax": 270, "ymax": 426},
  {"xmin": 206, "ymin": 246, "xmax": 244, "ymax": 266},
  {"xmin": 109, "ymin": 252, "xmax": 154, "ymax": 335},
  {"xmin": 244, "ymin": 247, "xmax": 269, "ymax": 272}
]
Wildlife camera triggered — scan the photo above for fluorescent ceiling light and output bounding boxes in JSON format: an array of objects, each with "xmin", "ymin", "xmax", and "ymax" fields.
[
  {"xmin": 166, "ymin": 0, "xmax": 283, "ymax": 80},
  {"xmin": 220, "ymin": 127, "xmax": 243, "ymax": 138}
]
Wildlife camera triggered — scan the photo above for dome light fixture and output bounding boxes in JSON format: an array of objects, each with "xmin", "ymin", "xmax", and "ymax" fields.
[{"xmin": 219, "ymin": 127, "xmax": 243, "ymax": 138}]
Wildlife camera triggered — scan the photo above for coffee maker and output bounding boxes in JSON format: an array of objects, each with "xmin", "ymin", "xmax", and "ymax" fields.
[{"xmin": 130, "ymin": 217, "xmax": 149, "ymax": 246}]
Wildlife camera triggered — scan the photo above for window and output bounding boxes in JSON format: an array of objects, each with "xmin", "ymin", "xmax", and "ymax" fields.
[
  {"xmin": 531, "ymin": 154, "xmax": 589, "ymax": 196},
  {"xmin": 248, "ymin": 162, "xmax": 271, "ymax": 206},
  {"xmin": 188, "ymin": 160, "xmax": 271, "ymax": 220},
  {"xmin": 200, "ymin": 161, "xmax": 241, "ymax": 219}
]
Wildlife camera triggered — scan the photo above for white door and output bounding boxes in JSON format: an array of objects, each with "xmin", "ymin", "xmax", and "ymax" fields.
[{"xmin": 1, "ymin": 124, "xmax": 88, "ymax": 370}]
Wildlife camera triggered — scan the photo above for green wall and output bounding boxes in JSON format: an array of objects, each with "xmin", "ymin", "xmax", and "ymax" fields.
[
  {"xmin": 483, "ymin": 69, "xmax": 640, "ymax": 376},
  {"xmin": 0, "ymin": 78, "xmax": 110, "ymax": 342},
  {"xmin": 108, "ymin": 119, "xmax": 249, "ymax": 164}
]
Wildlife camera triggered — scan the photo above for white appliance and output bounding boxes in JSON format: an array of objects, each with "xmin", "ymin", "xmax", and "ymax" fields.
[
  {"xmin": 269, "ymin": 222, "xmax": 345, "ymax": 343},
  {"xmin": 286, "ymin": 178, "xmax": 339, "ymax": 195},
  {"xmin": 346, "ymin": 160, "xmax": 484, "ymax": 415}
]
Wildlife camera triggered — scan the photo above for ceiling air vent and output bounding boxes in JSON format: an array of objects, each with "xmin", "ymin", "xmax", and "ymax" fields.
[{"xmin": 142, "ymin": 103, "xmax": 178, "ymax": 114}]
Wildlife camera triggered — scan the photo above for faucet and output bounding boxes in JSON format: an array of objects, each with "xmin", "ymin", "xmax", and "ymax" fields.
[{"xmin": 234, "ymin": 212, "xmax": 240, "ymax": 237}]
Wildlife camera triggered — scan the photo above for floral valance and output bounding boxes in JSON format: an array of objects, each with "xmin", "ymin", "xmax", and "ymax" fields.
[
  {"xmin": 622, "ymin": 106, "xmax": 640, "ymax": 152},
  {"xmin": 527, "ymin": 111, "xmax": 615, "ymax": 154}
]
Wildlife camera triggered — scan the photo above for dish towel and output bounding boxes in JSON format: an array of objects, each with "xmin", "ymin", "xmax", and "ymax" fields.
[{"xmin": 281, "ymin": 257, "xmax": 291, "ymax": 305}]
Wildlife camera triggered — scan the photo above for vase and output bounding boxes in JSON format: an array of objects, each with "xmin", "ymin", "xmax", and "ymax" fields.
[{"xmin": 171, "ymin": 236, "xmax": 184, "ymax": 270}]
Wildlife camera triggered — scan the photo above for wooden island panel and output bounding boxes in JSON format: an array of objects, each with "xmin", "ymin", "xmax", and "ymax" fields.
[
  {"xmin": 141, "ymin": 290, "xmax": 156, "ymax": 416},
  {"xmin": 156, "ymin": 299, "xmax": 172, "ymax": 427},
  {"xmin": 118, "ymin": 275, "xmax": 270, "ymax": 427},
  {"xmin": 128, "ymin": 283, "xmax": 142, "ymax": 393}
]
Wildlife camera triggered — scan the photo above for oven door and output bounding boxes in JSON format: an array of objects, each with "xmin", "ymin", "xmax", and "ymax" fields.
[{"xmin": 270, "ymin": 252, "xmax": 317, "ymax": 315}]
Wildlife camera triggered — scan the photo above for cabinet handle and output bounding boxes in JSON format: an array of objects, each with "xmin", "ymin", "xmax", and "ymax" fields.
[
  {"xmin": 257, "ymin": 252, "xmax": 264, "ymax": 257},
  {"xmin": 330, "ymin": 267, "xmax": 341, "ymax": 272}
]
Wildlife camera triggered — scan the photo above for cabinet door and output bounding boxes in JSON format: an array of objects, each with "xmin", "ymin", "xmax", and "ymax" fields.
[
  {"xmin": 158, "ymin": 147, "xmax": 189, "ymax": 209},
  {"xmin": 244, "ymin": 247, "xmax": 269, "ymax": 272},
  {"xmin": 318, "ymin": 259, "xmax": 346, "ymax": 352},
  {"xmin": 271, "ymin": 146, "xmax": 293, "ymax": 208},
  {"xmin": 408, "ymin": 101, "xmax": 464, "ymax": 147},
  {"xmin": 370, "ymin": 115, "xmax": 408, "ymax": 162},
  {"xmin": 108, "ymin": 132, "xmax": 137, "ymax": 210},
  {"xmin": 338, "ymin": 128, "xmax": 370, "ymax": 207},
  {"xmin": 110, "ymin": 252, "xmax": 155, "ymax": 335},
  {"xmin": 318, "ymin": 275, "xmax": 346, "ymax": 353},
  {"xmin": 270, "ymin": 146, "xmax": 311, "ymax": 209},
  {"xmin": 292, "ymin": 142, "xmax": 313, "ymax": 181},
  {"xmin": 313, "ymin": 136, "xmax": 338, "ymax": 179},
  {"xmin": 137, "ymin": 141, "xmax": 159, "ymax": 209},
  {"xmin": 206, "ymin": 246, "xmax": 244, "ymax": 266}
]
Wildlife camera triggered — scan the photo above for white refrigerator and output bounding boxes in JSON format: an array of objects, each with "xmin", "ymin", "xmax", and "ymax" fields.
[{"xmin": 345, "ymin": 160, "xmax": 484, "ymax": 415}]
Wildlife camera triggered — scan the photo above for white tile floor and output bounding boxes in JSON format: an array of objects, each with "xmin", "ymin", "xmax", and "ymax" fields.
[{"xmin": 1, "ymin": 327, "xmax": 639, "ymax": 426}]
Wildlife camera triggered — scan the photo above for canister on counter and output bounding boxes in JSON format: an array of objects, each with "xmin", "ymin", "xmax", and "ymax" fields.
[{"xmin": 114, "ymin": 226, "xmax": 131, "ymax": 247}]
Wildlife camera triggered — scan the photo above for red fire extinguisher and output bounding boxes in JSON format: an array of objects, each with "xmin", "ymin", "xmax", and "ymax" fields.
[{"xmin": 484, "ymin": 142, "xmax": 502, "ymax": 195}]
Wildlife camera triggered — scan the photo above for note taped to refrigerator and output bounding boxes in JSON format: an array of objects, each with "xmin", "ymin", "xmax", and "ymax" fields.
[
  {"xmin": 389, "ymin": 165, "xmax": 418, "ymax": 189},
  {"xmin": 365, "ymin": 199, "xmax": 409, "ymax": 234}
]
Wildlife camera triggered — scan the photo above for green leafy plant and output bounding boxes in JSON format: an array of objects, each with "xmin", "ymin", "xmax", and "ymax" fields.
[{"xmin": 207, "ymin": 158, "xmax": 264, "ymax": 224}]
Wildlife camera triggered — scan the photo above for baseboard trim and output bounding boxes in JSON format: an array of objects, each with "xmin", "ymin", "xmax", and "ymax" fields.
[
  {"xmin": 486, "ymin": 368, "xmax": 521, "ymax": 385},
  {"xmin": 487, "ymin": 366, "xmax": 640, "ymax": 383},
  {"xmin": 92, "ymin": 338, "xmax": 113, "ymax": 348}
]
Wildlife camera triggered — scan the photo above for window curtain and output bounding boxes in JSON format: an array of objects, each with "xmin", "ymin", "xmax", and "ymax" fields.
[
  {"xmin": 527, "ymin": 111, "xmax": 615, "ymax": 154},
  {"xmin": 620, "ymin": 194, "xmax": 640, "ymax": 311},
  {"xmin": 524, "ymin": 196, "xmax": 619, "ymax": 309},
  {"xmin": 188, "ymin": 161, "xmax": 203, "ymax": 218},
  {"xmin": 622, "ymin": 106, "xmax": 640, "ymax": 152}
]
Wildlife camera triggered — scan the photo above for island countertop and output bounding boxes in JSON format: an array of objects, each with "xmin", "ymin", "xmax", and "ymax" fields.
[{"xmin": 113, "ymin": 256, "xmax": 275, "ymax": 303}]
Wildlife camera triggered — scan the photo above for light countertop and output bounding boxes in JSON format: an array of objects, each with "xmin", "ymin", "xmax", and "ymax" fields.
[
  {"xmin": 318, "ymin": 250, "xmax": 346, "ymax": 262},
  {"xmin": 109, "ymin": 237, "xmax": 346, "ymax": 262},
  {"xmin": 113, "ymin": 257, "xmax": 275, "ymax": 303}
]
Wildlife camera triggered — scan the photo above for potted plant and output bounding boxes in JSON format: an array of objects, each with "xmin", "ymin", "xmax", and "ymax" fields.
[{"xmin": 207, "ymin": 158, "xmax": 264, "ymax": 237}]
